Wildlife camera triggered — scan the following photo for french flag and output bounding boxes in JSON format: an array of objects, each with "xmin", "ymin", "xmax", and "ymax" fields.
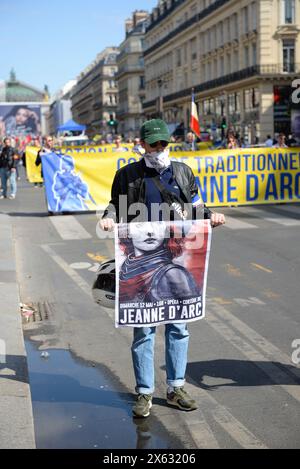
[{"xmin": 190, "ymin": 89, "xmax": 201, "ymax": 138}]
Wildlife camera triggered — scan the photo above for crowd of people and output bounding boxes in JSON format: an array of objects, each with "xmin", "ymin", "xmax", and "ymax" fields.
[
  {"xmin": 0, "ymin": 127, "xmax": 298, "ymax": 201},
  {"xmin": 221, "ymin": 130, "xmax": 298, "ymax": 150}
]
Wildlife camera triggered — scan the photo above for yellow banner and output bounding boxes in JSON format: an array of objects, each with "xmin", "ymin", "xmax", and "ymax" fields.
[
  {"xmin": 25, "ymin": 146, "xmax": 43, "ymax": 183},
  {"xmin": 27, "ymin": 146, "xmax": 300, "ymax": 207}
]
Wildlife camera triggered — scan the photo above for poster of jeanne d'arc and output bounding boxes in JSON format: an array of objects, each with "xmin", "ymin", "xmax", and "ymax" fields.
[{"xmin": 115, "ymin": 220, "xmax": 212, "ymax": 328}]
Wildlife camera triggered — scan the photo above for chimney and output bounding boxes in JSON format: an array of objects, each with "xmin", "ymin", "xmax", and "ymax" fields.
[
  {"xmin": 125, "ymin": 18, "xmax": 133, "ymax": 34},
  {"xmin": 133, "ymin": 10, "xmax": 148, "ymax": 27}
]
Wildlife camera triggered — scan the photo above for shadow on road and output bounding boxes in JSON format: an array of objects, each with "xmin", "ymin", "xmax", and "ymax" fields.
[
  {"xmin": 186, "ymin": 359, "xmax": 300, "ymax": 390},
  {"xmin": 0, "ymin": 354, "xmax": 29, "ymax": 384}
]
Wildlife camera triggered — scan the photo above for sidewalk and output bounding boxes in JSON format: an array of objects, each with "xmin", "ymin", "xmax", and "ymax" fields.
[{"xmin": 0, "ymin": 213, "xmax": 35, "ymax": 448}]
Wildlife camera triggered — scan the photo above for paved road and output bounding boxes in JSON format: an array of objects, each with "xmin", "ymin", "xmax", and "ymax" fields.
[{"xmin": 1, "ymin": 174, "xmax": 300, "ymax": 448}]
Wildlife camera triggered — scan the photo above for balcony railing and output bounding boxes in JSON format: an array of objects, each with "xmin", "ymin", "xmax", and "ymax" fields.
[{"xmin": 143, "ymin": 64, "xmax": 300, "ymax": 109}]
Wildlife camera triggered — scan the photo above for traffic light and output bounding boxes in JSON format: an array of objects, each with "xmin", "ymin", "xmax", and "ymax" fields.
[
  {"xmin": 108, "ymin": 114, "xmax": 116, "ymax": 127},
  {"xmin": 221, "ymin": 118, "xmax": 227, "ymax": 129}
]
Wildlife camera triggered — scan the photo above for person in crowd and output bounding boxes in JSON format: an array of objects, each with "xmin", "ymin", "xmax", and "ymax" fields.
[
  {"xmin": 100, "ymin": 118, "xmax": 225, "ymax": 418},
  {"xmin": 239, "ymin": 137, "xmax": 248, "ymax": 148},
  {"xmin": 0, "ymin": 137, "xmax": 18, "ymax": 199},
  {"xmin": 182, "ymin": 132, "xmax": 198, "ymax": 151},
  {"xmin": 273, "ymin": 133, "xmax": 288, "ymax": 148},
  {"xmin": 35, "ymin": 135, "xmax": 54, "ymax": 187},
  {"xmin": 132, "ymin": 137, "xmax": 144, "ymax": 155},
  {"xmin": 112, "ymin": 135, "xmax": 128, "ymax": 152},
  {"xmin": 227, "ymin": 133, "xmax": 239, "ymax": 149},
  {"xmin": 264, "ymin": 135, "xmax": 273, "ymax": 147}
]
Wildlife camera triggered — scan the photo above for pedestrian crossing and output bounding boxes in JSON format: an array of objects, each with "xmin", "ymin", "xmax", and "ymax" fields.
[
  {"xmin": 49, "ymin": 215, "xmax": 92, "ymax": 240},
  {"xmin": 221, "ymin": 204, "xmax": 300, "ymax": 230},
  {"xmin": 48, "ymin": 204, "xmax": 300, "ymax": 240}
]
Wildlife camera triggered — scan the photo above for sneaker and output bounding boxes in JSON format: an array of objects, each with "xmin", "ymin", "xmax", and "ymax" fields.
[
  {"xmin": 9, "ymin": 195, "xmax": 15, "ymax": 199},
  {"xmin": 132, "ymin": 394, "xmax": 152, "ymax": 418},
  {"xmin": 0, "ymin": 195, "xmax": 4, "ymax": 199},
  {"xmin": 167, "ymin": 387, "xmax": 198, "ymax": 411}
]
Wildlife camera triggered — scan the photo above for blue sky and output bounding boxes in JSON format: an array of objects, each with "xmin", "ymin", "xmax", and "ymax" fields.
[{"xmin": 0, "ymin": 0, "xmax": 157, "ymax": 95}]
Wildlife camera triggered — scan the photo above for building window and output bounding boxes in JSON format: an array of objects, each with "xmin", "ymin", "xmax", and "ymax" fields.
[
  {"xmin": 191, "ymin": 37, "xmax": 197, "ymax": 61},
  {"xmin": 232, "ymin": 13, "xmax": 238, "ymax": 40},
  {"xmin": 252, "ymin": 2, "xmax": 257, "ymax": 30},
  {"xmin": 244, "ymin": 88, "xmax": 259, "ymax": 110},
  {"xmin": 282, "ymin": 0, "xmax": 295, "ymax": 24},
  {"xmin": 226, "ymin": 53, "xmax": 231, "ymax": 74},
  {"xmin": 233, "ymin": 50, "xmax": 239, "ymax": 71},
  {"xmin": 283, "ymin": 39, "xmax": 295, "ymax": 72},
  {"xmin": 220, "ymin": 56, "xmax": 225, "ymax": 76},
  {"xmin": 139, "ymin": 76, "xmax": 145, "ymax": 89},
  {"xmin": 243, "ymin": 6, "xmax": 249, "ymax": 34},
  {"xmin": 220, "ymin": 22, "xmax": 224, "ymax": 45},
  {"xmin": 176, "ymin": 48, "xmax": 182, "ymax": 67},
  {"xmin": 214, "ymin": 59, "xmax": 218, "ymax": 78},
  {"xmin": 190, "ymin": 3, "xmax": 197, "ymax": 16},
  {"xmin": 252, "ymin": 43, "xmax": 257, "ymax": 65},
  {"xmin": 245, "ymin": 45, "xmax": 249, "ymax": 68},
  {"xmin": 225, "ymin": 18, "xmax": 230, "ymax": 42},
  {"xmin": 208, "ymin": 62, "xmax": 212, "ymax": 81},
  {"xmin": 183, "ymin": 43, "xmax": 188, "ymax": 63}
]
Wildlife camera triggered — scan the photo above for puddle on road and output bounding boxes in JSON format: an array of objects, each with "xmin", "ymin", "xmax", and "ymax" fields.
[{"xmin": 25, "ymin": 338, "xmax": 182, "ymax": 449}]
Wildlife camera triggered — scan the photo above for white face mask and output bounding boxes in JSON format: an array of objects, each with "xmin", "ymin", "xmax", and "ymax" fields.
[{"xmin": 144, "ymin": 148, "xmax": 170, "ymax": 173}]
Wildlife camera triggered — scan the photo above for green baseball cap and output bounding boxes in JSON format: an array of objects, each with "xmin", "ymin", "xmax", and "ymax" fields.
[{"xmin": 140, "ymin": 119, "xmax": 170, "ymax": 144}]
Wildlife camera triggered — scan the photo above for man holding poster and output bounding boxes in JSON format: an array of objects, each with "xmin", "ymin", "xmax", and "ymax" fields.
[{"xmin": 100, "ymin": 119, "xmax": 225, "ymax": 418}]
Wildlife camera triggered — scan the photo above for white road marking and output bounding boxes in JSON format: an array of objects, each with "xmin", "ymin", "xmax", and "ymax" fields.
[
  {"xmin": 154, "ymin": 329, "xmax": 267, "ymax": 449},
  {"xmin": 230, "ymin": 206, "xmax": 300, "ymax": 227},
  {"xmin": 273, "ymin": 204, "xmax": 300, "ymax": 215},
  {"xmin": 70, "ymin": 262, "xmax": 93, "ymax": 270},
  {"xmin": 49, "ymin": 216, "xmax": 92, "ymax": 240},
  {"xmin": 223, "ymin": 216, "xmax": 257, "ymax": 230},
  {"xmin": 41, "ymin": 245, "xmax": 92, "ymax": 297},
  {"xmin": 264, "ymin": 218, "xmax": 300, "ymax": 227},
  {"xmin": 208, "ymin": 303, "xmax": 300, "ymax": 403}
]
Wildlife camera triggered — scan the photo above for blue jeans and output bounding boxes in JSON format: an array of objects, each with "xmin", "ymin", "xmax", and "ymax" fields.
[
  {"xmin": 10, "ymin": 170, "xmax": 17, "ymax": 196},
  {"xmin": 131, "ymin": 323, "xmax": 189, "ymax": 395},
  {"xmin": 0, "ymin": 168, "xmax": 10, "ymax": 197},
  {"xmin": 0, "ymin": 168, "xmax": 17, "ymax": 197}
]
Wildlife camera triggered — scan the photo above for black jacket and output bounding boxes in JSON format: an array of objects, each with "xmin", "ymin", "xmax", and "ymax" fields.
[
  {"xmin": 0, "ymin": 146, "xmax": 16, "ymax": 170},
  {"xmin": 103, "ymin": 159, "xmax": 212, "ymax": 223}
]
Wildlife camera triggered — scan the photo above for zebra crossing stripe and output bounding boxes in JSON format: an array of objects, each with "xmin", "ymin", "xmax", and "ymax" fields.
[{"xmin": 49, "ymin": 215, "xmax": 92, "ymax": 240}]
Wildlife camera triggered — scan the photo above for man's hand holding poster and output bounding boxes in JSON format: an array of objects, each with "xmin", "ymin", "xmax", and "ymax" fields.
[{"xmin": 115, "ymin": 220, "xmax": 212, "ymax": 328}]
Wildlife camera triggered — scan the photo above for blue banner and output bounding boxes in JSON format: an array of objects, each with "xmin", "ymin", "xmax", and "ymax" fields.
[{"xmin": 42, "ymin": 152, "xmax": 97, "ymax": 212}]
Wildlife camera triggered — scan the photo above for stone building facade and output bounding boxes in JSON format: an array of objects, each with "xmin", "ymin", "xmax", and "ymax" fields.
[
  {"xmin": 71, "ymin": 47, "xmax": 119, "ymax": 137},
  {"xmin": 143, "ymin": 0, "xmax": 300, "ymax": 143},
  {"xmin": 116, "ymin": 11, "xmax": 148, "ymax": 139}
]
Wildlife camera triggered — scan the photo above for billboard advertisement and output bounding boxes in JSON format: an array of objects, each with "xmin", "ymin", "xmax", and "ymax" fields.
[{"xmin": 0, "ymin": 104, "xmax": 41, "ymax": 137}]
